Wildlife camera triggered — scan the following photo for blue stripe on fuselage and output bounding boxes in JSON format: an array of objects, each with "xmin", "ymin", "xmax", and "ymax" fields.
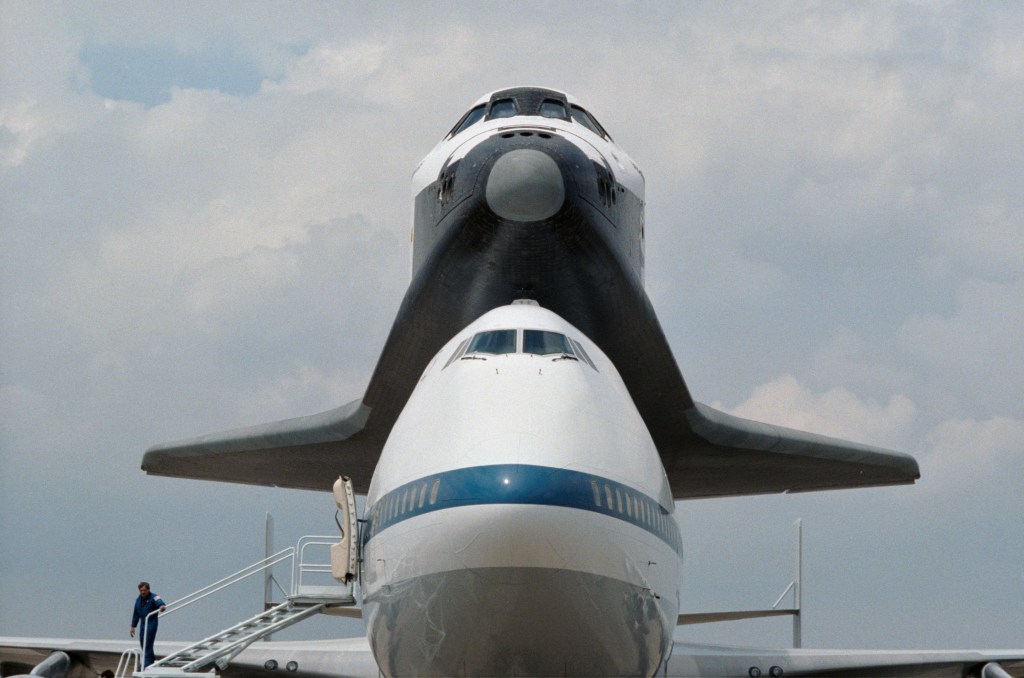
[{"xmin": 362, "ymin": 464, "xmax": 681, "ymax": 555}]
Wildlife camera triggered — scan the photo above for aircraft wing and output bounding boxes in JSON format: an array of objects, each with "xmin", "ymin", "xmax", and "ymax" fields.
[
  {"xmin": 0, "ymin": 638, "xmax": 182, "ymax": 678},
  {"xmin": 5, "ymin": 636, "xmax": 1020, "ymax": 678},
  {"xmin": 140, "ymin": 265, "xmax": 918, "ymax": 498},
  {"xmin": 660, "ymin": 402, "xmax": 921, "ymax": 499},
  {"xmin": 139, "ymin": 395, "xmax": 920, "ymax": 499},
  {"xmin": 0, "ymin": 637, "xmax": 378, "ymax": 678},
  {"xmin": 141, "ymin": 398, "xmax": 381, "ymax": 493},
  {"xmin": 666, "ymin": 642, "xmax": 1024, "ymax": 677}
]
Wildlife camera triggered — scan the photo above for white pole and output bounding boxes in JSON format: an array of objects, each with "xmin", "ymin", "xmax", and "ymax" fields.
[
  {"xmin": 264, "ymin": 512, "xmax": 274, "ymax": 641},
  {"xmin": 793, "ymin": 518, "xmax": 803, "ymax": 648}
]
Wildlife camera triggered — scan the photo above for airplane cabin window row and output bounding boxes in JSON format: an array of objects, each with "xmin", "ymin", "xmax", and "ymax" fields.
[
  {"xmin": 379, "ymin": 478, "xmax": 442, "ymax": 524},
  {"xmin": 366, "ymin": 468, "xmax": 680, "ymax": 555},
  {"xmin": 589, "ymin": 479, "xmax": 675, "ymax": 544}
]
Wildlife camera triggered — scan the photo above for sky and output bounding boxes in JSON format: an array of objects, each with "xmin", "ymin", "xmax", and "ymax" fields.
[{"xmin": 1, "ymin": 0, "xmax": 1022, "ymax": 654}]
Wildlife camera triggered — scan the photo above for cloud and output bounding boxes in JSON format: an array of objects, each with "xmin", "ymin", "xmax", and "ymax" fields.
[
  {"xmin": 266, "ymin": 41, "xmax": 389, "ymax": 96},
  {"xmin": 897, "ymin": 277, "xmax": 1024, "ymax": 417},
  {"xmin": 0, "ymin": 100, "xmax": 49, "ymax": 167},
  {"xmin": 723, "ymin": 374, "xmax": 917, "ymax": 450},
  {"xmin": 940, "ymin": 202, "xmax": 1024, "ymax": 279},
  {"xmin": 80, "ymin": 43, "xmax": 264, "ymax": 107},
  {"xmin": 918, "ymin": 416, "xmax": 1024, "ymax": 493},
  {"xmin": 2, "ymin": 0, "xmax": 1023, "ymax": 651}
]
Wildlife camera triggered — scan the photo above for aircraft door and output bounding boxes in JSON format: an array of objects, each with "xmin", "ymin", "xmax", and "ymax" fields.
[{"xmin": 331, "ymin": 475, "xmax": 359, "ymax": 583}]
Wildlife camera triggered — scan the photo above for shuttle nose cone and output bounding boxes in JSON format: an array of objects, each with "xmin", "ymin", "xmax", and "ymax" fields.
[{"xmin": 485, "ymin": 148, "xmax": 565, "ymax": 221}]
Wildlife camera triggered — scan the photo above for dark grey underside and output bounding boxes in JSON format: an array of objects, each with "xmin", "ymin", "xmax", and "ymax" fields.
[
  {"xmin": 142, "ymin": 127, "xmax": 920, "ymax": 498},
  {"xmin": 362, "ymin": 567, "xmax": 669, "ymax": 678}
]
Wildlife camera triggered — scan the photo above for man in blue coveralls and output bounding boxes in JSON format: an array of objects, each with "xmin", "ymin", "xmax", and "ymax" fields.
[{"xmin": 130, "ymin": 582, "xmax": 166, "ymax": 668}]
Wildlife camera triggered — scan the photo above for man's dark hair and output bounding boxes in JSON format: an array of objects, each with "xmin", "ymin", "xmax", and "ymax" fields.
[{"xmin": 138, "ymin": 581, "xmax": 150, "ymax": 590}]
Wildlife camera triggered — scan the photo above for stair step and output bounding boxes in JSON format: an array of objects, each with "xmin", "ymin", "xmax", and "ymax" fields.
[{"xmin": 144, "ymin": 599, "xmax": 353, "ymax": 675}]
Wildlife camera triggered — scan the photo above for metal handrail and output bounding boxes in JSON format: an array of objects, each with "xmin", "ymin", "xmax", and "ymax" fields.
[
  {"xmin": 170, "ymin": 546, "xmax": 297, "ymax": 614},
  {"xmin": 291, "ymin": 535, "xmax": 337, "ymax": 595},
  {"xmin": 115, "ymin": 648, "xmax": 140, "ymax": 678},
  {"xmin": 140, "ymin": 545, "xmax": 297, "ymax": 668}
]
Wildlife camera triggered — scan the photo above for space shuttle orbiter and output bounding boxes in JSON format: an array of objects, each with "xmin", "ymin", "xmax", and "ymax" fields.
[{"xmin": 142, "ymin": 86, "xmax": 918, "ymax": 499}]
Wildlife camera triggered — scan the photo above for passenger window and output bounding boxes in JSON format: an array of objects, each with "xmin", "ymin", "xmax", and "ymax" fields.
[
  {"xmin": 570, "ymin": 105, "xmax": 610, "ymax": 139},
  {"xmin": 449, "ymin": 104, "xmax": 486, "ymax": 137},
  {"xmin": 467, "ymin": 330, "xmax": 516, "ymax": 355},
  {"xmin": 488, "ymin": 98, "xmax": 517, "ymax": 119},
  {"xmin": 539, "ymin": 99, "xmax": 568, "ymax": 119},
  {"xmin": 523, "ymin": 330, "xmax": 573, "ymax": 356}
]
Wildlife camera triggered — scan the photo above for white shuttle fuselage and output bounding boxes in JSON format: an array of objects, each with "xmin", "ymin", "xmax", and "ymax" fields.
[{"xmin": 361, "ymin": 302, "xmax": 681, "ymax": 676}]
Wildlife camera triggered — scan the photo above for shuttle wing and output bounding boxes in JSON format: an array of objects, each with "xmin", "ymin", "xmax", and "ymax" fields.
[
  {"xmin": 142, "ymin": 257, "xmax": 917, "ymax": 498},
  {"xmin": 141, "ymin": 398, "xmax": 380, "ymax": 492},
  {"xmin": 141, "ymin": 372, "xmax": 918, "ymax": 500},
  {"xmin": 141, "ymin": 318, "xmax": 919, "ymax": 499},
  {"xmin": 662, "ymin": 402, "xmax": 921, "ymax": 499}
]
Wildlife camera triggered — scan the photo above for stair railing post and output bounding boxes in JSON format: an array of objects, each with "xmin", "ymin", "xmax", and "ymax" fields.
[
  {"xmin": 264, "ymin": 512, "xmax": 275, "ymax": 640},
  {"xmin": 142, "ymin": 608, "xmax": 158, "ymax": 669}
]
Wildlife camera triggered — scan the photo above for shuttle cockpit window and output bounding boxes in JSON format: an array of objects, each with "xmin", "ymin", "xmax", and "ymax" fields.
[
  {"xmin": 570, "ymin": 105, "xmax": 611, "ymax": 140},
  {"xmin": 488, "ymin": 98, "xmax": 518, "ymax": 119},
  {"xmin": 539, "ymin": 99, "xmax": 569, "ymax": 120},
  {"xmin": 448, "ymin": 104, "xmax": 486, "ymax": 138},
  {"xmin": 466, "ymin": 329, "xmax": 517, "ymax": 355},
  {"xmin": 523, "ymin": 330, "xmax": 575, "ymax": 357}
]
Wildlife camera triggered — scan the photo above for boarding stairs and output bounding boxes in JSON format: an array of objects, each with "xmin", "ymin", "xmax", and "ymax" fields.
[
  {"xmin": 129, "ymin": 478, "xmax": 359, "ymax": 678},
  {"xmin": 142, "ymin": 591, "xmax": 351, "ymax": 677}
]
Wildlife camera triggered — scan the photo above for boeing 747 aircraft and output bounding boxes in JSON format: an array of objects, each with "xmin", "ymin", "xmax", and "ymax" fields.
[{"xmin": 2, "ymin": 88, "xmax": 1021, "ymax": 677}]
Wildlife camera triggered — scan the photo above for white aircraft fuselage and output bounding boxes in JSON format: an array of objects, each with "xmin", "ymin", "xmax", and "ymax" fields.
[{"xmin": 361, "ymin": 304, "xmax": 681, "ymax": 676}]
